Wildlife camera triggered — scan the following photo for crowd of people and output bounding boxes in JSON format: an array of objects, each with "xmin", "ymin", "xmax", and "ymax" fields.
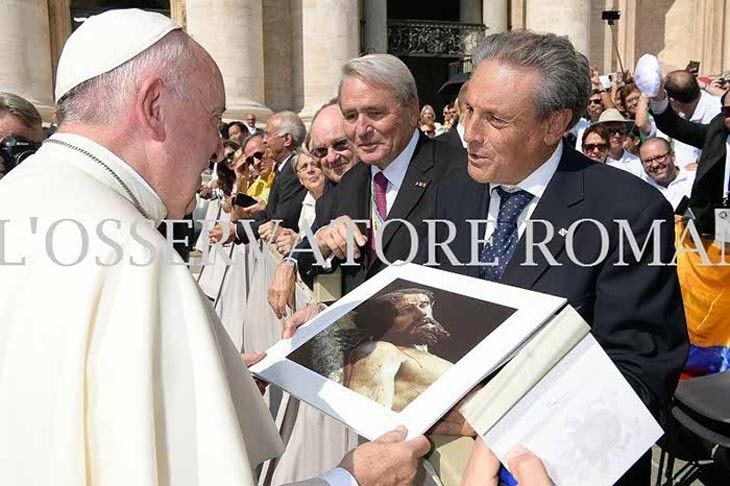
[{"xmin": 1, "ymin": 6, "xmax": 729, "ymax": 486}]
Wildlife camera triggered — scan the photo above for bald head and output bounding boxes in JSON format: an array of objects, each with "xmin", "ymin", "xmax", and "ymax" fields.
[{"xmin": 665, "ymin": 70, "xmax": 701, "ymax": 105}]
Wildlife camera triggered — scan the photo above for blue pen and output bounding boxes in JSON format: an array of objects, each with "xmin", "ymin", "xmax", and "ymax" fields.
[{"xmin": 498, "ymin": 465, "xmax": 518, "ymax": 486}]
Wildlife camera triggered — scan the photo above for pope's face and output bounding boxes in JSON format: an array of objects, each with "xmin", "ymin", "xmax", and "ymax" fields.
[{"xmin": 165, "ymin": 56, "xmax": 225, "ymax": 218}]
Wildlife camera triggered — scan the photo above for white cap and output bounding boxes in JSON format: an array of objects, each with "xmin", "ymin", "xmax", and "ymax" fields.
[
  {"xmin": 55, "ymin": 9, "xmax": 181, "ymax": 101},
  {"xmin": 634, "ymin": 54, "xmax": 662, "ymax": 99}
]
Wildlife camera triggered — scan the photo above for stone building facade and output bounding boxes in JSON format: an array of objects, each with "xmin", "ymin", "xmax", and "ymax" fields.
[{"xmin": 2, "ymin": 0, "xmax": 729, "ymax": 124}]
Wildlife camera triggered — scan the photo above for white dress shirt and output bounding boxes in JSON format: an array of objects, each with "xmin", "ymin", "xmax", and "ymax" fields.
[
  {"xmin": 571, "ymin": 117, "xmax": 591, "ymax": 152},
  {"xmin": 606, "ymin": 150, "xmax": 645, "ymax": 178},
  {"xmin": 484, "ymin": 142, "xmax": 563, "ymax": 242},
  {"xmin": 297, "ymin": 191, "xmax": 317, "ymax": 233},
  {"xmin": 370, "ymin": 129, "xmax": 420, "ymax": 214},
  {"xmin": 456, "ymin": 122, "xmax": 467, "ymax": 148},
  {"xmin": 643, "ymin": 168, "xmax": 695, "ymax": 210}
]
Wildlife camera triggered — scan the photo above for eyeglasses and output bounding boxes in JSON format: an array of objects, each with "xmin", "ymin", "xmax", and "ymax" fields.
[
  {"xmin": 245, "ymin": 151, "xmax": 265, "ymax": 165},
  {"xmin": 642, "ymin": 151, "xmax": 672, "ymax": 165},
  {"xmin": 310, "ymin": 138, "xmax": 350, "ymax": 158},
  {"xmin": 589, "ymin": 98, "xmax": 602, "ymax": 105},
  {"xmin": 583, "ymin": 143, "xmax": 609, "ymax": 152},
  {"xmin": 607, "ymin": 127, "xmax": 627, "ymax": 136}
]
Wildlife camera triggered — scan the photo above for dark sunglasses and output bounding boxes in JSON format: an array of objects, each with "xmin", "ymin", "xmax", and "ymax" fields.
[
  {"xmin": 589, "ymin": 98, "xmax": 603, "ymax": 105},
  {"xmin": 721, "ymin": 106, "xmax": 730, "ymax": 117},
  {"xmin": 245, "ymin": 151, "xmax": 265, "ymax": 165},
  {"xmin": 583, "ymin": 143, "xmax": 609, "ymax": 151},
  {"xmin": 310, "ymin": 138, "xmax": 350, "ymax": 159},
  {"xmin": 607, "ymin": 127, "xmax": 627, "ymax": 135}
]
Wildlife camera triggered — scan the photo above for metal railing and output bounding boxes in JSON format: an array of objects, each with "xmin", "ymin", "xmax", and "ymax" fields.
[{"xmin": 387, "ymin": 19, "xmax": 487, "ymax": 58}]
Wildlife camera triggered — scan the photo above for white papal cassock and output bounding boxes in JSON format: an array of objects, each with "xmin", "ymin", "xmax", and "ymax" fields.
[{"xmin": 0, "ymin": 133, "xmax": 286, "ymax": 485}]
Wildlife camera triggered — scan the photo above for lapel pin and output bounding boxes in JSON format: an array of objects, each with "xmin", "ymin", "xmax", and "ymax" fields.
[
  {"xmin": 415, "ymin": 181, "xmax": 429, "ymax": 188},
  {"xmin": 558, "ymin": 228, "xmax": 568, "ymax": 237}
]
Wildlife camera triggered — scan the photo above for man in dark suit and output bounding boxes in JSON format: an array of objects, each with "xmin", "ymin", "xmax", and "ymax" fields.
[
  {"xmin": 232, "ymin": 111, "xmax": 307, "ymax": 244},
  {"xmin": 648, "ymin": 81, "xmax": 730, "ymax": 236},
  {"xmin": 267, "ymin": 54, "xmax": 461, "ymax": 319},
  {"xmin": 429, "ymin": 31, "xmax": 687, "ymax": 484}
]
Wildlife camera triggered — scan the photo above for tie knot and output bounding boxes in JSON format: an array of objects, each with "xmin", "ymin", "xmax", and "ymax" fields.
[
  {"xmin": 374, "ymin": 171, "xmax": 388, "ymax": 191},
  {"xmin": 494, "ymin": 187, "xmax": 533, "ymax": 223}
]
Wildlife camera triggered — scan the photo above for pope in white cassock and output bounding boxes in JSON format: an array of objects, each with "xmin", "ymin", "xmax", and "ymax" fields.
[{"xmin": 0, "ymin": 9, "xmax": 432, "ymax": 486}]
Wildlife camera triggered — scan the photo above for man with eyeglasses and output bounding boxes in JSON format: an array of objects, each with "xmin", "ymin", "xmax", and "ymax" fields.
[
  {"xmin": 309, "ymin": 99, "xmax": 360, "ymax": 186},
  {"xmin": 267, "ymin": 100, "xmax": 360, "ymax": 316},
  {"xmin": 639, "ymin": 137, "xmax": 693, "ymax": 210},
  {"xmin": 226, "ymin": 111, "xmax": 307, "ymax": 244},
  {"xmin": 594, "ymin": 108, "xmax": 645, "ymax": 178},
  {"xmin": 638, "ymin": 59, "xmax": 730, "ymax": 236}
]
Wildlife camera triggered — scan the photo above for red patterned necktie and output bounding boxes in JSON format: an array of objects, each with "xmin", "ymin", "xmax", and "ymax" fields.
[{"xmin": 370, "ymin": 171, "xmax": 389, "ymax": 256}]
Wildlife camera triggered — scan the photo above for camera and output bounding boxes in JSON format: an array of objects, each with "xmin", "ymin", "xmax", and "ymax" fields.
[
  {"xmin": 0, "ymin": 135, "xmax": 42, "ymax": 175},
  {"xmin": 601, "ymin": 10, "xmax": 620, "ymax": 22}
]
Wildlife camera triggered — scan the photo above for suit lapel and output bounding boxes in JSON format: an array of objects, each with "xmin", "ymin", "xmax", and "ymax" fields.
[
  {"xmin": 500, "ymin": 150, "xmax": 584, "ymax": 289},
  {"xmin": 379, "ymin": 137, "xmax": 434, "ymax": 252},
  {"xmin": 694, "ymin": 119, "xmax": 727, "ymax": 186}
]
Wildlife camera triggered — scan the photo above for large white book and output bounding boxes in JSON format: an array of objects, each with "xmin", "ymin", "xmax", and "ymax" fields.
[{"xmin": 251, "ymin": 263, "xmax": 662, "ymax": 484}]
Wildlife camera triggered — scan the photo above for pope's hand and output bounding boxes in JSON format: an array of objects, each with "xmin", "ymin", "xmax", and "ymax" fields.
[
  {"xmin": 268, "ymin": 260, "xmax": 297, "ymax": 319},
  {"xmin": 339, "ymin": 426, "xmax": 431, "ymax": 486},
  {"xmin": 281, "ymin": 303, "xmax": 323, "ymax": 339},
  {"xmin": 315, "ymin": 215, "xmax": 368, "ymax": 260}
]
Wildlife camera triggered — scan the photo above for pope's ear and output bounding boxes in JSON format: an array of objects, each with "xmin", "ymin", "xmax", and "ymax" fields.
[{"xmin": 136, "ymin": 77, "xmax": 166, "ymax": 142}]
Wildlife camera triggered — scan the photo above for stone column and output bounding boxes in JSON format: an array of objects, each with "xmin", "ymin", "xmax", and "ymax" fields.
[
  {"xmin": 185, "ymin": 0, "xmax": 271, "ymax": 121},
  {"xmin": 483, "ymin": 0, "xmax": 509, "ymax": 33},
  {"xmin": 460, "ymin": 0, "xmax": 482, "ymax": 24},
  {"xmin": 525, "ymin": 0, "xmax": 590, "ymax": 55},
  {"xmin": 0, "ymin": 0, "xmax": 55, "ymax": 120},
  {"xmin": 263, "ymin": 0, "xmax": 294, "ymax": 112},
  {"xmin": 299, "ymin": 0, "xmax": 359, "ymax": 122},
  {"xmin": 363, "ymin": 0, "xmax": 387, "ymax": 54}
]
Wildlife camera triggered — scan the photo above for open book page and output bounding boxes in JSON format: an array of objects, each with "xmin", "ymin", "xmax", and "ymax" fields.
[
  {"xmin": 469, "ymin": 332, "xmax": 663, "ymax": 486},
  {"xmin": 461, "ymin": 305, "xmax": 589, "ymax": 432}
]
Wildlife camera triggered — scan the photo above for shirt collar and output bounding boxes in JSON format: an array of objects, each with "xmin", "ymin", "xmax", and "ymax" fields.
[
  {"xmin": 489, "ymin": 141, "xmax": 563, "ymax": 199},
  {"xmin": 277, "ymin": 153, "xmax": 294, "ymax": 172},
  {"xmin": 370, "ymin": 129, "xmax": 420, "ymax": 189},
  {"xmin": 48, "ymin": 132, "xmax": 167, "ymax": 223},
  {"xmin": 456, "ymin": 123, "xmax": 467, "ymax": 148}
]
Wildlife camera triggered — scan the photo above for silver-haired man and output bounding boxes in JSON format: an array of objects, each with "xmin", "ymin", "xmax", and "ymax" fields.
[{"xmin": 429, "ymin": 30, "xmax": 687, "ymax": 485}]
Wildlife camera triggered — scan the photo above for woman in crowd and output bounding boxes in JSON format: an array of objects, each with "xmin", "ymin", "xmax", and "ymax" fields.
[
  {"xmin": 419, "ymin": 104, "xmax": 442, "ymax": 135},
  {"xmin": 273, "ymin": 150, "xmax": 325, "ymax": 254},
  {"xmin": 581, "ymin": 124, "xmax": 611, "ymax": 164}
]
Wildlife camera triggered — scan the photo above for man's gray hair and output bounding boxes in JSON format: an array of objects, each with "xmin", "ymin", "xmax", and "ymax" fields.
[
  {"xmin": 337, "ymin": 53, "xmax": 418, "ymax": 107},
  {"xmin": 270, "ymin": 111, "xmax": 306, "ymax": 148},
  {"xmin": 473, "ymin": 30, "xmax": 591, "ymax": 128},
  {"xmin": 0, "ymin": 92, "xmax": 42, "ymax": 128},
  {"xmin": 56, "ymin": 30, "xmax": 197, "ymax": 125}
]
